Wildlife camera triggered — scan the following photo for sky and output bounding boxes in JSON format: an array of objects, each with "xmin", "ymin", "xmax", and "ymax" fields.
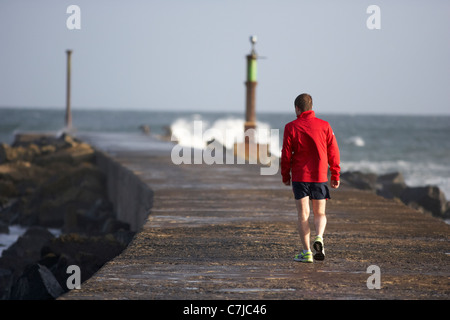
[{"xmin": 0, "ymin": 0, "xmax": 449, "ymax": 115}]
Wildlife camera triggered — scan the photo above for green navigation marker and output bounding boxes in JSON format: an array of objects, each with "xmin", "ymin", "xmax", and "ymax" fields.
[{"xmin": 247, "ymin": 53, "xmax": 257, "ymax": 82}]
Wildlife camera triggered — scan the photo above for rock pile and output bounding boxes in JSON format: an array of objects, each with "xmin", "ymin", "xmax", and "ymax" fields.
[
  {"xmin": 341, "ymin": 171, "xmax": 450, "ymax": 220},
  {"xmin": 0, "ymin": 134, "xmax": 135, "ymax": 300}
]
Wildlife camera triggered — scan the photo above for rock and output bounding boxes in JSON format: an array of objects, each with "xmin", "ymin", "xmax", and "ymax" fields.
[
  {"xmin": 17, "ymin": 162, "xmax": 107, "ymax": 228},
  {"xmin": 0, "ymin": 179, "xmax": 18, "ymax": 198},
  {"xmin": 341, "ymin": 171, "xmax": 378, "ymax": 191},
  {"xmin": 62, "ymin": 210, "xmax": 79, "ymax": 234},
  {"xmin": 0, "ymin": 143, "xmax": 17, "ymax": 164},
  {"xmin": 38, "ymin": 162, "xmax": 105, "ymax": 201},
  {"xmin": 0, "ymin": 267, "xmax": 13, "ymax": 299},
  {"xmin": 1, "ymin": 226, "xmax": 55, "ymax": 267},
  {"xmin": 0, "ymin": 162, "xmax": 48, "ymax": 214},
  {"xmin": 113, "ymin": 229, "xmax": 136, "ymax": 247},
  {"xmin": 9, "ymin": 263, "xmax": 64, "ymax": 300},
  {"xmin": 0, "ymin": 198, "xmax": 20, "ymax": 226},
  {"xmin": 341, "ymin": 170, "xmax": 449, "ymax": 221},
  {"xmin": 63, "ymin": 209, "xmax": 105, "ymax": 235},
  {"xmin": 42, "ymin": 253, "xmax": 73, "ymax": 292},
  {"xmin": 101, "ymin": 217, "xmax": 130, "ymax": 234},
  {"xmin": 41, "ymin": 233, "xmax": 127, "ymax": 283},
  {"xmin": 0, "ymin": 135, "xmax": 101, "ymax": 228},
  {"xmin": 444, "ymin": 202, "xmax": 450, "ymax": 219},
  {"xmin": 39, "ymin": 144, "xmax": 56, "ymax": 155},
  {"xmin": 0, "ymin": 227, "xmax": 57, "ymax": 299},
  {"xmin": 1, "ymin": 134, "xmax": 83, "ymax": 166},
  {"xmin": 0, "ymin": 134, "xmax": 130, "ymax": 300},
  {"xmin": 162, "ymin": 125, "xmax": 173, "ymax": 141},
  {"xmin": 139, "ymin": 125, "xmax": 150, "ymax": 135},
  {"xmin": 400, "ymin": 185, "xmax": 448, "ymax": 218},
  {"xmin": 63, "ymin": 198, "xmax": 119, "ymax": 235},
  {"xmin": 37, "ymin": 252, "xmax": 59, "ymax": 269},
  {"xmin": 85, "ymin": 198, "xmax": 114, "ymax": 220},
  {"xmin": 34, "ymin": 143, "xmax": 95, "ymax": 166},
  {"xmin": 12, "ymin": 133, "xmax": 55, "ymax": 148},
  {"xmin": 376, "ymin": 172, "xmax": 407, "ymax": 199},
  {"xmin": 0, "ymin": 221, "xmax": 9, "ymax": 234},
  {"xmin": 8, "ymin": 134, "xmax": 95, "ymax": 167},
  {"xmin": 13, "ymin": 133, "xmax": 77, "ymax": 150},
  {"xmin": 59, "ymin": 134, "xmax": 79, "ymax": 148},
  {"xmin": 0, "ymin": 161, "xmax": 48, "ymax": 185},
  {"xmin": 0, "ymin": 143, "xmax": 40, "ymax": 164},
  {"xmin": 0, "ymin": 143, "xmax": 11, "ymax": 164}
]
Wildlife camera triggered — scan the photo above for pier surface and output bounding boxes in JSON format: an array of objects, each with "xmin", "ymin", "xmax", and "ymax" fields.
[{"xmin": 60, "ymin": 132, "xmax": 449, "ymax": 300}]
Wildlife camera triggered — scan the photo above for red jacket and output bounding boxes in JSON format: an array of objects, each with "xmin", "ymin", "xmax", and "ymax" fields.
[{"xmin": 281, "ymin": 110, "xmax": 340, "ymax": 184}]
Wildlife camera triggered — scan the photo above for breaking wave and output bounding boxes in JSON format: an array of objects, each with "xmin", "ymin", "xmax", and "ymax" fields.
[
  {"xmin": 341, "ymin": 160, "xmax": 450, "ymax": 198},
  {"xmin": 170, "ymin": 115, "xmax": 281, "ymax": 157},
  {"xmin": 345, "ymin": 136, "xmax": 365, "ymax": 147}
]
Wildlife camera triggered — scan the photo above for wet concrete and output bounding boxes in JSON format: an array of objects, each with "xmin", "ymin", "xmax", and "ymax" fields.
[{"xmin": 60, "ymin": 133, "xmax": 450, "ymax": 300}]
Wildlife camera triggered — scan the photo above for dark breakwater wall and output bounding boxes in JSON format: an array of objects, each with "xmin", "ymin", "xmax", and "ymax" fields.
[{"xmin": 94, "ymin": 151, "xmax": 153, "ymax": 232}]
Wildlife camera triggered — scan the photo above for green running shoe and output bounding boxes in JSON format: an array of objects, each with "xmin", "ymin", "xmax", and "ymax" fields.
[
  {"xmin": 313, "ymin": 236, "xmax": 325, "ymax": 261},
  {"xmin": 294, "ymin": 250, "xmax": 313, "ymax": 263}
]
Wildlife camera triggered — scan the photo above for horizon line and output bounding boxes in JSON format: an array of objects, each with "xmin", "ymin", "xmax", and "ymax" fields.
[{"xmin": 0, "ymin": 105, "xmax": 449, "ymax": 117}]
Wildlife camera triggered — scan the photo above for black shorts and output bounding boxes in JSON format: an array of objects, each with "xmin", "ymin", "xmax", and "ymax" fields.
[{"xmin": 292, "ymin": 182, "xmax": 330, "ymax": 200}]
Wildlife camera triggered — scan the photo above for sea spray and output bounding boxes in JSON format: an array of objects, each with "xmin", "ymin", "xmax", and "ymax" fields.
[
  {"xmin": 345, "ymin": 136, "xmax": 365, "ymax": 147},
  {"xmin": 170, "ymin": 115, "xmax": 281, "ymax": 158},
  {"xmin": 170, "ymin": 117, "xmax": 280, "ymax": 175}
]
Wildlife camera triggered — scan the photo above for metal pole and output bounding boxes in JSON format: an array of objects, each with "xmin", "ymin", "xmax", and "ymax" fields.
[{"xmin": 65, "ymin": 50, "xmax": 72, "ymax": 130}]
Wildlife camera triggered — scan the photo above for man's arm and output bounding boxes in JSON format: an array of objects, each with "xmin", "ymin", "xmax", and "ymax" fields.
[
  {"xmin": 327, "ymin": 125, "xmax": 340, "ymax": 187},
  {"xmin": 281, "ymin": 124, "xmax": 292, "ymax": 185}
]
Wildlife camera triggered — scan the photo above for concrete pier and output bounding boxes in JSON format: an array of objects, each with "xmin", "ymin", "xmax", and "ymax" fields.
[{"xmin": 60, "ymin": 132, "xmax": 449, "ymax": 301}]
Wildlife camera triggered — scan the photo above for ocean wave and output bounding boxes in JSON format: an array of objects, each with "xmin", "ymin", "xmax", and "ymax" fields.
[
  {"xmin": 341, "ymin": 160, "xmax": 450, "ymax": 198},
  {"xmin": 170, "ymin": 116, "xmax": 281, "ymax": 157},
  {"xmin": 344, "ymin": 136, "xmax": 365, "ymax": 147}
]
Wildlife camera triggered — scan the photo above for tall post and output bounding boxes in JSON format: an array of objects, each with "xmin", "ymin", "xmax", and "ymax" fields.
[
  {"xmin": 234, "ymin": 35, "xmax": 267, "ymax": 163},
  {"xmin": 244, "ymin": 36, "xmax": 258, "ymax": 134},
  {"xmin": 65, "ymin": 50, "xmax": 72, "ymax": 130}
]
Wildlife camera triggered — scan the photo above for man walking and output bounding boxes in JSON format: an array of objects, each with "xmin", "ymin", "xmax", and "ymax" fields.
[{"xmin": 281, "ymin": 93, "xmax": 340, "ymax": 263}]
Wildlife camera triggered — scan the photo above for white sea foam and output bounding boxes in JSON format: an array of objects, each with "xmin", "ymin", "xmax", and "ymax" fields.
[
  {"xmin": 170, "ymin": 116, "xmax": 281, "ymax": 158},
  {"xmin": 345, "ymin": 136, "xmax": 365, "ymax": 147},
  {"xmin": 341, "ymin": 160, "xmax": 450, "ymax": 199}
]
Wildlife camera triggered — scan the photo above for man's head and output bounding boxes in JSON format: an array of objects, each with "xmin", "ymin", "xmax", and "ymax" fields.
[{"xmin": 294, "ymin": 93, "xmax": 313, "ymax": 114}]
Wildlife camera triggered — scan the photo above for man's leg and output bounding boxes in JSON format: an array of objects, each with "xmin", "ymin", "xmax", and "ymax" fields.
[
  {"xmin": 312, "ymin": 199, "xmax": 327, "ymax": 237},
  {"xmin": 296, "ymin": 196, "xmax": 311, "ymax": 251},
  {"xmin": 312, "ymin": 199, "xmax": 327, "ymax": 260}
]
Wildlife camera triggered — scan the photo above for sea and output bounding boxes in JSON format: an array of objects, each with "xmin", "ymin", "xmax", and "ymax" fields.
[{"xmin": 1, "ymin": 107, "xmax": 449, "ymax": 252}]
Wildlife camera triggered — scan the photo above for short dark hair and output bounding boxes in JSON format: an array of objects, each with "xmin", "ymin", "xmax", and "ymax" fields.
[{"xmin": 294, "ymin": 93, "xmax": 313, "ymax": 112}]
